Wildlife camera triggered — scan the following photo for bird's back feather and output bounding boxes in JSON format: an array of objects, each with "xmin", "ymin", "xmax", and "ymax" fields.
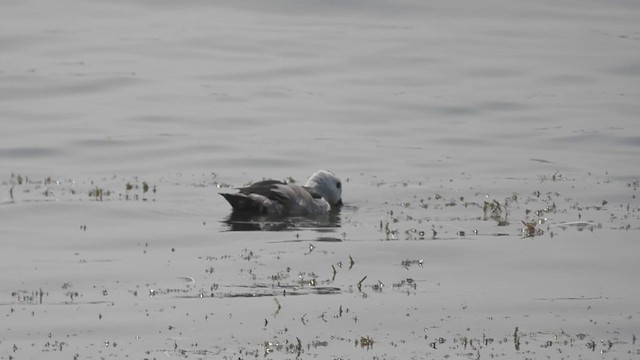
[{"xmin": 220, "ymin": 193, "xmax": 268, "ymax": 213}]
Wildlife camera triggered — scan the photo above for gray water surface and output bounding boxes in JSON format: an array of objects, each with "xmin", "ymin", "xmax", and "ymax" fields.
[{"xmin": 2, "ymin": 0, "xmax": 639, "ymax": 358}]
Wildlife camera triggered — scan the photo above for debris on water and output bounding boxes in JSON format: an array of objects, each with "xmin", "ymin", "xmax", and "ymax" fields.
[
  {"xmin": 89, "ymin": 186, "xmax": 108, "ymax": 201},
  {"xmin": 401, "ymin": 259, "xmax": 424, "ymax": 269},
  {"xmin": 522, "ymin": 220, "xmax": 544, "ymax": 238},
  {"xmin": 392, "ymin": 278, "xmax": 417, "ymax": 292},
  {"xmin": 11, "ymin": 288, "xmax": 46, "ymax": 304},
  {"xmin": 357, "ymin": 336, "xmax": 374, "ymax": 349},
  {"xmin": 382, "ymin": 221, "xmax": 399, "ymax": 240},
  {"xmin": 357, "ymin": 276, "xmax": 367, "ymax": 292},
  {"xmin": 483, "ymin": 199, "xmax": 511, "ymax": 226},
  {"xmin": 273, "ymin": 297, "xmax": 281, "ymax": 316}
]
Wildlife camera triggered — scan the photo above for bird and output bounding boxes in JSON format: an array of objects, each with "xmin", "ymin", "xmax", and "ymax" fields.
[{"xmin": 220, "ymin": 170, "xmax": 343, "ymax": 216}]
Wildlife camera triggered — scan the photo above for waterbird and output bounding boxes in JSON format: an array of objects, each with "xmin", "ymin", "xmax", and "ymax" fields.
[{"xmin": 220, "ymin": 170, "xmax": 342, "ymax": 215}]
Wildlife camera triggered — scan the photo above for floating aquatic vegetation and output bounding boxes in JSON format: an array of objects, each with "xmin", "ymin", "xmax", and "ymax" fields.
[
  {"xmin": 3, "ymin": 173, "xmax": 161, "ymax": 203},
  {"xmin": 240, "ymin": 248, "xmax": 258, "ymax": 261},
  {"xmin": 538, "ymin": 171, "xmax": 568, "ymax": 182},
  {"xmin": 401, "ymin": 259, "xmax": 424, "ymax": 269},
  {"xmin": 371, "ymin": 280, "xmax": 384, "ymax": 292},
  {"xmin": 381, "ymin": 221, "xmax": 399, "ymax": 240},
  {"xmin": 262, "ymin": 337, "xmax": 302, "ymax": 356},
  {"xmin": 484, "ymin": 199, "xmax": 509, "ymax": 225},
  {"xmin": 521, "ymin": 220, "xmax": 544, "ymax": 238},
  {"xmin": 357, "ymin": 336, "xmax": 374, "ymax": 349},
  {"xmin": 273, "ymin": 297, "xmax": 281, "ymax": 316},
  {"xmin": 124, "ymin": 179, "xmax": 156, "ymax": 200},
  {"xmin": 392, "ymin": 278, "xmax": 417, "ymax": 291},
  {"xmin": 405, "ymin": 228, "xmax": 427, "ymax": 240},
  {"xmin": 12, "ymin": 173, "xmax": 25, "ymax": 185},
  {"xmin": 11, "ymin": 289, "xmax": 45, "ymax": 304},
  {"xmin": 429, "ymin": 337, "xmax": 446, "ymax": 349},
  {"xmin": 89, "ymin": 186, "xmax": 108, "ymax": 201},
  {"xmin": 42, "ymin": 339, "xmax": 67, "ymax": 352},
  {"xmin": 357, "ymin": 276, "xmax": 367, "ymax": 292}
]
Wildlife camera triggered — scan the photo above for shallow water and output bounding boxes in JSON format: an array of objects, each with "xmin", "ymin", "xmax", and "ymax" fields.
[{"xmin": 2, "ymin": 0, "xmax": 640, "ymax": 359}]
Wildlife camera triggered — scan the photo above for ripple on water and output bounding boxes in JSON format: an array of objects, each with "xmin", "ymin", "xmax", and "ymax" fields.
[
  {"xmin": 0, "ymin": 75, "xmax": 144, "ymax": 101},
  {"xmin": 0, "ymin": 146, "xmax": 62, "ymax": 159}
]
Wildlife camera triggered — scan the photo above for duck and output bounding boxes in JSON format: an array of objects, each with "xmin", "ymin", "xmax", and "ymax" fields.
[{"xmin": 220, "ymin": 170, "xmax": 343, "ymax": 216}]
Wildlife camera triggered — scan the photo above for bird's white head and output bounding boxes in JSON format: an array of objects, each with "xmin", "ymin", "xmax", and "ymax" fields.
[{"xmin": 305, "ymin": 170, "xmax": 343, "ymax": 208}]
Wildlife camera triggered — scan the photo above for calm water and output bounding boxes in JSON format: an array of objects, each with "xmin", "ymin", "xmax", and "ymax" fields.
[{"xmin": 2, "ymin": 0, "xmax": 640, "ymax": 358}]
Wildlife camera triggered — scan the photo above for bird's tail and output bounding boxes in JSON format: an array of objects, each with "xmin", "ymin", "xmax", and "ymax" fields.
[{"xmin": 219, "ymin": 193, "xmax": 268, "ymax": 213}]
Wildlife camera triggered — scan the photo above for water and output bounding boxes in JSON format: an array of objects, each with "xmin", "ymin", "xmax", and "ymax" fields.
[{"xmin": 2, "ymin": 0, "xmax": 640, "ymax": 358}]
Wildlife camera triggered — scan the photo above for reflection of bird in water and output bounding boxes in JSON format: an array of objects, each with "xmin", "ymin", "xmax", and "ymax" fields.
[
  {"xmin": 222, "ymin": 211, "xmax": 342, "ymax": 232},
  {"xmin": 220, "ymin": 170, "xmax": 342, "ymax": 216}
]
